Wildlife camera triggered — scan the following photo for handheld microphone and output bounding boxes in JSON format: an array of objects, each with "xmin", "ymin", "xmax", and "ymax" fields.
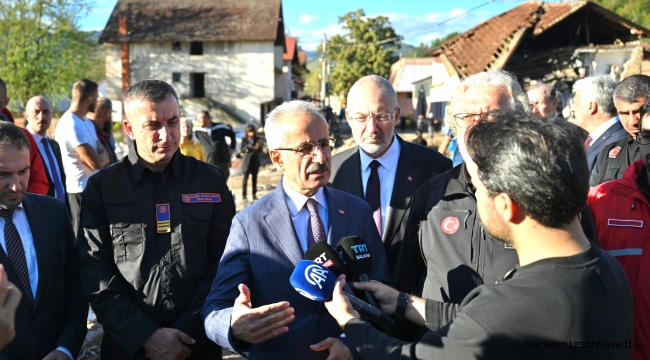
[
  {"xmin": 337, "ymin": 236, "xmax": 379, "ymax": 308},
  {"xmin": 290, "ymin": 260, "xmax": 394, "ymax": 326}
]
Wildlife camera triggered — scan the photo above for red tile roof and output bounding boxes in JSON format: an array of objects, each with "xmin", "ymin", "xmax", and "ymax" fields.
[{"xmin": 284, "ymin": 37, "xmax": 297, "ymax": 61}]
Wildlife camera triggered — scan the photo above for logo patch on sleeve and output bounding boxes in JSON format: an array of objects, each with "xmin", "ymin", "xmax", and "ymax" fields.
[
  {"xmin": 441, "ymin": 217, "xmax": 460, "ymax": 235},
  {"xmin": 182, "ymin": 193, "xmax": 221, "ymax": 203},
  {"xmin": 609, "ymin": 146, "xmax": 621, "ymax": 158}
]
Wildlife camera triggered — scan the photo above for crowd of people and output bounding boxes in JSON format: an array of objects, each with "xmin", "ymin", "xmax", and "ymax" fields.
[{"xmin": 0, "ymin": 69, "xmax": 646, "ymax": 360}]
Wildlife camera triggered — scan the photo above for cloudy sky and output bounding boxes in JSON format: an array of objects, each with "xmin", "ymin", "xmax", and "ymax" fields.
[{"xmin": 81, "ymin": 0, "xmax": 530, "ymax": 50}]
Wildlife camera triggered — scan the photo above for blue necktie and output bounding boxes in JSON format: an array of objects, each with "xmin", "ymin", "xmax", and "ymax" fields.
[{"xmin": 40, "ymin": 138, "xmax": 65, "ymax": 202}]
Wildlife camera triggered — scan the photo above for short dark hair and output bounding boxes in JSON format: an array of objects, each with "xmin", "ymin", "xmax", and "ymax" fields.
[
  {"xmin": 466, "ymin": 111, "xmax": 588, "ymax": 228},
  {"xmin": 614, "ymin": 74, "xmax": 650, "ymax": 103},
  {"xmin": 124, "ymin": 80, "xmax": 179, "ymax": 115},
  {"xmin": 199, "ymin": 110, "xmax": 211, "ymax": 118},
  {"xmin": 0, "ymin": 122, "xmax": 30, "ymax": 152},
  {"xmin": 71, "ymin": 79, "xmax": 99, "ymax": 103},
  {"xmin": 96, "ymin": 97, "xmax": 112, "ymax": 113}
]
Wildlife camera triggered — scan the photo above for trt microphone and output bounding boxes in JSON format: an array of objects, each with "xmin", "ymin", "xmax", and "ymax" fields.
[
  {"xmin": 290, "ymin": 260, "xmax": 394, "ymax": 326},
  {"xmin": 337, "ymin": 236, "xmax": 379, "ymax": 308}
]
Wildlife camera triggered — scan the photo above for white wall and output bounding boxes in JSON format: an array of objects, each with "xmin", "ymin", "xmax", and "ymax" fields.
[{"xmin": 104, "ymin": 40, "xmax": 280, "ymax": 122}]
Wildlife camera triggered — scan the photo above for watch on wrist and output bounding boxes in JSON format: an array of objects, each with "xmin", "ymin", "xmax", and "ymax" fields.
[{"xmin": 394, "ymin": 292, "xmax": 409, "ymax": 320}]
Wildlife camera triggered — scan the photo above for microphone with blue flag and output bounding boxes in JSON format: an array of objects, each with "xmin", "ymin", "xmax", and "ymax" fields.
[{"xmin": 290, "ymin": 260, "xmax": 394, "ymax": 326}]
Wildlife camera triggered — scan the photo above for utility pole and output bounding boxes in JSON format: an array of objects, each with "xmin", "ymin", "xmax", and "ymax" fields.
[{"xmin": 320, "ymin": 33, "xmax": 330, "ymax": 107}]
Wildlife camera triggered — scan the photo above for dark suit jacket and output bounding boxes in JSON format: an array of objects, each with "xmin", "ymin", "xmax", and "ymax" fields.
[
  {"xmin": 40, "ymin": 138, "xmax": 67, "ymax": 202},
  {"xmin": 202, "ymin": 184, "xmax": 391, "ymax": 359},
  {"xmin": 0, "ymin": 194, "xmax": 87, "ymax": 359},
  {"xmin": 329, "ymin": 136, "xmax": 452, "ymax": 272},
  {"xmin": 586, "ymin": 120, "xmax": 628, "ymax": 176},
  {"xmin": 195, "ymin": 129, "xmax": 218, "ymax": 165}
]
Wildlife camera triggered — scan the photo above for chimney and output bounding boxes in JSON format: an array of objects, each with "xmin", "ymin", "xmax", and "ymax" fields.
[{"xmin": 119, "ymin": 17, "xmax": 130, "ymax": 107}]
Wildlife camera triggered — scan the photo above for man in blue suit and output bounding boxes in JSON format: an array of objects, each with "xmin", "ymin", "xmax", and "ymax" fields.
[
  {"xmin": 572, "ymin": 75, "xmax": 628, "ymax": 177},
  {"xmin": 202, "ymin": 100, "xmax": 391, "ymax": 359}
]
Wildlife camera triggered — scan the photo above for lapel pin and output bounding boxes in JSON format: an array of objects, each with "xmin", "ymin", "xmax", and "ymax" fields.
[
  {"xmin": 407, "ymin": 176, "xmax": 413, "ymax": 181},
  {"xmin": 339, "ymin": 209, "xmax": 345, "ymax": 215}
]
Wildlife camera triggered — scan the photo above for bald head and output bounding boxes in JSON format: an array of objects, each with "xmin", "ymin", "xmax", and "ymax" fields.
[
  {"xmin": 24, "ymin": 96, "xmax": 53, "ymax": 136},
  {"xmin": 347, "ymin": 75, "xmax": 398, "ymax": 109}
]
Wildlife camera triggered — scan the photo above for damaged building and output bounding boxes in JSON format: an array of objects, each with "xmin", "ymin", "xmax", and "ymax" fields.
[{"xmin": 423, "ymin": 0, "xmax": 650, "ymax": 117}]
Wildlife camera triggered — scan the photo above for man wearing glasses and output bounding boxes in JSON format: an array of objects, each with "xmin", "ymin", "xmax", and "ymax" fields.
[
  {"xmin": 587, "ymin": 101, "xmax": 650, "ymax": 359},
  {"xmin": 393, "ymin": 71, "xmax": 532, "ymax": 314},
  {"xmin": 203, "ymin": 100, "xmax": 391, "ymax": 359},
  {"xmin": 330, "ymin": 75, "xmax": 452, "ymax": 273}
]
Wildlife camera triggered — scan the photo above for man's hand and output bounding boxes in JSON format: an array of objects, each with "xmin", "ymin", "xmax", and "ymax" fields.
[
  {"xmin": 323, "ymin": 276, "xmax": 359, "ymax": 328},
  {"xmin": 310, "ymin": 337, "xmax": 353, "ymax": 360},
  {"xmin": 351, "ymin": 280, "xmax": 400, "ymax": 315},
  {"xmin": 0, "ymin": 264, "xmax": 20, "ymax": 351},
  {"xmin": 42, "ymin": 350, "xmax": 70, "ymax": 360},
  {"xmin": 230, "ymin": 284, "xmax": 295, "ymax": 344},
  {"xmin": 142, "ymin": 328, "xmax": 195, "ymax": 360}
]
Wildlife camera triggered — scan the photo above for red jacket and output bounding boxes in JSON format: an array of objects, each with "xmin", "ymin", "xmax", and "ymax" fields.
[
  {"xmin": 1, "ymin": 108, "xmax": 49, "ymax": 195},
  {"xmin": 588, "ymin": 159, "xmax": 650, "ymax": 360}
]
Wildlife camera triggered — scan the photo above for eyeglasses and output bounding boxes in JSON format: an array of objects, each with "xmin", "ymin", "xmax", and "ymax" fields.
[
  {"xmin": 451, "ymin": 113, "xmax": 496, "ymax": 128},
  {"xmin": 635, "ymin": 131, "xmax": 650, "ymax": 145},
  {"xmin": 348, "ymin": 112, "xmax": 395, "ymax": 123},
  {"xmin": 275, "ymin": 138, "xmax": 336, "ymax": 157}
]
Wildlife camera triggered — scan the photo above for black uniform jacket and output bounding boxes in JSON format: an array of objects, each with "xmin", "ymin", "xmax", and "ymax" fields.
[
  {"xmin": 78, "ymin": 145, "xmax": 236, "ymax": 358},
  {"xmin": 591, "ymin": 136, "xmax": 640, "ymax": 187},
  {"xmin": 394, "ymin": 163, "xmax": 599, "ymax": 306}
]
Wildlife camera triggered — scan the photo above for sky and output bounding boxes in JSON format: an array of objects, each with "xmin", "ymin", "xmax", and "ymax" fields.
[{"xmin": 80, "ymin": 0, "xmax": 530, "ymax": 51}]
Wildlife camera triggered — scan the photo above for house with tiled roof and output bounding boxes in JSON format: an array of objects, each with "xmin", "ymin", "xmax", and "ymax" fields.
[
  {"xmin": 419, "ymin": 1, "xmax": 650, "ymax": 116},
  {"xmin": 100, "ymin": 0, "xmax": 288, "ymax": 124},
  {"xmin": 282, "ymin": 37, "xmax": 308, "ymax": 101}
]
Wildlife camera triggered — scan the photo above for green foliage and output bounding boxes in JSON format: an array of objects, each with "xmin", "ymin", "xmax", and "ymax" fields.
[
  {"xmin": 593, "ymin": 0, "xmax": 650, "ymax": 29},
  {"xmin": 404, "ymin": 32, "xmax": 460, "ymax": 58},
  {"xmin": 0, "ymin": 0, "xmax": 98, "ymax": 107},
  {"xmin": 321, "ymin": 9, "xmax": 401, "ymax": 96}
]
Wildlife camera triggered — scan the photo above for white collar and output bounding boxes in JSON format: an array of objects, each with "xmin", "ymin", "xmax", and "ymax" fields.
[
  {"xmin": 282, "ymin": 179, "xmax": 328, "ymax": 217},
  {"xmin": 589, "ymin": 116, "xmax": 619, "ymax": 141},
  {"xmin": 26, "ymin": 127, "xmax": 46, "ymax": 143},
  {"xmin": 359, "ymin": 134, "xmax": 401, "ymax": 172}
]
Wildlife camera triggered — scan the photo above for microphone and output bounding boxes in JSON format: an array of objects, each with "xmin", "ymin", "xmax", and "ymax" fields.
[
  {"xmin": 290, "ymin": 260, "xmax": 394, "ymax": 326},
  {"xmin": 337, "ymin": 236, "xmax": 379, "ymax": 307}
]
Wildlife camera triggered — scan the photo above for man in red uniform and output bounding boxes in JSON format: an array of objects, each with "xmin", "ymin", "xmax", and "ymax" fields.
[
  {"xmin": 0, "ymin": 79, "xmax": 49, "ymax": 195},
  {"xmin": 588, "ymin": 101, "xmax": 650, "ymax": 360}
]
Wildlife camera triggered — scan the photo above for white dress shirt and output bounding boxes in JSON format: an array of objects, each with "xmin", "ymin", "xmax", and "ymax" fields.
[
  {"xmin": 283, "ymin": 180, "xmax": 329, "ymax": 253},
  {"xmin": 359, "ymin": 135, "xmax": 401, "ymax": 236},
  {"xmin": 27, "ymin": 128, "xmax": 65, "ymax": 199},
  {"xmin": 0, "ymin": 204, "xmax": 72, "ymax": 360},
  {"xmin": 587, "ymin": 117, "xmax": 619, "ymax": 148}
]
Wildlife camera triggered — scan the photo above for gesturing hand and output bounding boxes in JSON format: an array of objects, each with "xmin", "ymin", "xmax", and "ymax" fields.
[
  {"xmin": 142, "ymin": 328, "xmax": 195, "ymax": 360},
  {"xmin": 230, "ymin": 283, "xmax": 295, "ymax": 344},
  {"xmin": 0, "ymin": 265, "xmax": 20, "ymax": 351},
  {"xmin": 310, "ymin": 337, "xmax": 353, "ymax": 360}
]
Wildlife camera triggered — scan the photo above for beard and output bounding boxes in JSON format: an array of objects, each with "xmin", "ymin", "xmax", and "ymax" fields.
[{"xmin": 477, "ymin": 199, "xmax": 513, "ymax": 246}]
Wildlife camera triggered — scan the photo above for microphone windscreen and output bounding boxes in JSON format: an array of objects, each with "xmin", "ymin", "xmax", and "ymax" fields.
[
  {"xmin": 290, "ymin": 260, "xmax": 337, "ymax": 301},
  {"xmin": 337, "ymin": 236, "xmax": 372, "ymax": 277},
  {"xmin": 304, "ymin": 242, "xmax": 347, "ymax": 277}
]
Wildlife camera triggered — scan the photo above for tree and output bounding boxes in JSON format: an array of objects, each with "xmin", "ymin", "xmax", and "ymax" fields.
[
  {"xmin": 404, "ymin": 32, "xmax": 460, "ymax": 58},
  {"xmin": 0, "ymin": 0, "xmax": 98, "ymax": 107},
  {"xmin": 322, "ymin": 9, "xmax": 401, "ymax": 96},
  {"xmin": 593, "ymin": 0, "xmax": 650, "ymax": 29}
]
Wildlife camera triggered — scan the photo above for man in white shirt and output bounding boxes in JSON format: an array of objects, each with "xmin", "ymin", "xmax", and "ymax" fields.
[
  {"xmin": 572, "ymin": 75, "xmax": 628, "ymax": 176},
  {"xmin": 54, "ymin": 79, "xmax": 109, "ymax": 233},
  {"xmin": 24, "ymin": 96, "xmax": 67, "ymax": 205}
]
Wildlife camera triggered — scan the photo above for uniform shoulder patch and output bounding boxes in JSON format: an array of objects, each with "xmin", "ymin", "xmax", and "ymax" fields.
[
  {"xmin": 609, "ymin": 146, "xmax": 621, "ymax": 158},
  {"xmin": 441, "ymin": 216, "xmax": 460, "ymax": 235}
]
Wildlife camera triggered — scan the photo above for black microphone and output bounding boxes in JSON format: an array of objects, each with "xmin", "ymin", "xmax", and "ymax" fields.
[
  {"xmin": 290, "ymin": 260, "xmax": 394, "ymax": 326},
  {"xmin": 337, "ymin": 236, "xmax": 379, "ymax": 309},
  {"xmin": 305, "ymin": 242, "xmax": 356, "ymax": 295}
]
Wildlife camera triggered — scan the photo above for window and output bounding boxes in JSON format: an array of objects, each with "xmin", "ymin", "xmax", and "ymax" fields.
[
  {"xmin": 190, "ymin": 73, "xmax": 205, "ymax": 97},
  {"xmin": 172, "ymin": 41, "xmax": 181, "ymax": 51},
  {"xmin": 172, "ymin": 73, "xmax": 181, "ymax": 82},
  {"xmin": 190, "ymin": 41, "xmax": 203, "ymax": 55}
]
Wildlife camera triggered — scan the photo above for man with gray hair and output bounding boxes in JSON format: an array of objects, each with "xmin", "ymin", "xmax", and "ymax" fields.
[
  {"xmin": 571, "ymin": 75, "xmax": 627, "ymax": 176},
  {"xmin": 203, "ymin": 100, "xmax": 391, "ymax": 359},
  {"xmin": 329, "ymin": 75, "xmax": 452, "ymax": 273},
  {"xmin": 527, "ymin": 82, "xmax": 558, "ymax": 118},
  {"xmin": 78, "ymin": 80, "xmax": 235, "ymax": 359},
  {"xmin": 591, "ymin": 74, "xmax": 650, "ymax": 186}
]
